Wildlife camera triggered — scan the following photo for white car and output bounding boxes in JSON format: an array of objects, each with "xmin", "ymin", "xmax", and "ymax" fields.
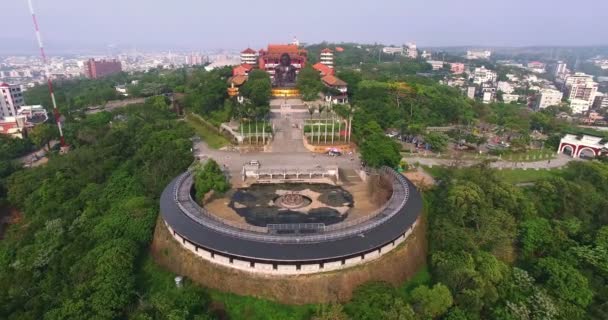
[{"xmin": 247, "ymin": 160, "xmax": 260, "ymax": 167}]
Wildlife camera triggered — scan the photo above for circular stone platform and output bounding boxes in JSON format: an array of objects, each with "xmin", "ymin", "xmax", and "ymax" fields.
[
  {"xmin": 160, "ymin": 167, "xmax": 422, "ymax": 276},
  {"xmin": 275, "ymin": 193, "xmax": 311, "ymax": 209},
  {"xmin": 226, "ymin": 183, "xmax": 353, "ymax": 227}
]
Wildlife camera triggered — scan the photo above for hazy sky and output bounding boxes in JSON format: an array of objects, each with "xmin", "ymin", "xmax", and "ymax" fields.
[{"xmin": 2, "ymin": 0, "xmax": 608, "ymax": 53}]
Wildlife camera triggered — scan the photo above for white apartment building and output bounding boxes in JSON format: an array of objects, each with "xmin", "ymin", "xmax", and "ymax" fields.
[
  {"xmin": 466, "ymin": 50, "xmax": 491, "ymax": 60},
  {"xmin": 406, "ymin": 43, "xmax": 418, "ymax": 59},
  {"xmin": 593, "ymin": 93, "xmax": 608, "ymax": 109},
  {"xmin": 482, "ymin": 91, "xmax": 495, "ymax": 104},
  {"xmin": 554, "ymin": 61, "xmax": 567, "ymax": 76},
  {"xmin": 467, "ymin": 86, "xmax": 476, "ymax": 99},
  {"xmin": 497, "ymin": 81, "xmax": 514, "ymax": 94},
  {"xmin": 503, "ymin": 94, "xmax": 519, "ymax": 103},
  {"xmin": 570, "ymin": 99, "xmax": 591, "ymax": 114},
  {"xmin": 0, "ymin": 83, "xmax": 24, "ymax": 118},
  {"xmin": 537, "ymin": 89, "xmax": 563, "ymax": 110},
  {"xmin": 427, "ymin": 60, "xmax": 444, "ymax": 70},
  {"xmin": 382, "ymin": 47, "xmax": 404, "ymax": 55},
  {"xmin": 565, "ymin": 72, "xmax": 594, "ymax": 87},
  {"xmin": 472, "ymin": 66, "xmax": 497, "ymax": 84},
  {"xmin": 568, "ymin": 81, "xmax": 598, "ymax": 110}
]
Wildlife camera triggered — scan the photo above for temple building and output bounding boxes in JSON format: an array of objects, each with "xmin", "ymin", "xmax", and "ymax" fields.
[
  {"xmin": 227, "ymin": 75, "xmax": 247, "ymax": 98},
  {"xmin": 232, "ymin": 63, "xmax": 254, "ymax": 77},
  {"xmin": 321, "ymin": 75, "xmax": 348, "ymax": 104},
  {"xmin": 320, "ymin": 48, "xmax": 334, "ymax": 68},
  {"xmin": 229, "ymin": 43, "xmax": 347, "ymax": 100},
  {"xmin": 313, "ymin": 62, "xmax": 334, "ymax": 76},
  {"xmin": 258, "ymin": 44, "xmax": 307, "ymax": 79},
  {"xmin": 240, "ymin": 48, "xmax": 258, "ymax": 65}
]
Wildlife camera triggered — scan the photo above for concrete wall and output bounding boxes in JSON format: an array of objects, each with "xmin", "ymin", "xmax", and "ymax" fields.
[
  {"xmin": 151, "ymin": 216, "xmax": 427, "ymax": 304},
  {"xmin": 303, "ymin": 136, "xmax": 356, "ymax": 153},
  {"xmin": 161, "ymin": 219, "xmax": 418, "ymax": 276}
]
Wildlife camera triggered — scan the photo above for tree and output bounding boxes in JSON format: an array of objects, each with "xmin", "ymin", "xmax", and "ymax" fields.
[
  {"xmin": 381, "ymin": 299, "xmax": 416, "ymax": 320},
  {"xmin": 344, "ymin": 282, "xmax": 398, "ymax": 320},
  {"xmin": 424, "ymin": 132, "xmax": 449, "ymax": 152},
  {"xmin": 360, "ymin": 133, "xmax": 401, "ymax": 168},
  {"xmin": 241, "ymin": 70, "xmax": 271, "ymax": 108},
  {"xmin": 410, "ymin": 283, "xmax": 454, "ymax": 319},
  {"xmin": 147, "ymin": 95, "xmax": 170, "ymax": 110},
  {"xmin": 297, "ymin": 66, "xmax": 324, "ymax": 101},
  {"xmin": 193, "ymin": 159, "xmax": 230, "ymax": 201},
  {"xmin": 533, "ymin": 257, "xmax": 593, "ymax": 308},
  {"xmin": 29, "ymin": 123, "xmax": 57, "ymax": 149}
]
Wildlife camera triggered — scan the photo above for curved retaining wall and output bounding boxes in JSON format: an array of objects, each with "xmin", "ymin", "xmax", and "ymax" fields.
[
  {"xmin": 159, "ymin": 167, "xmax": 423, "ymax": 275},
  {"xmin": 164, "ymin": 219, "xmax": 418, "ymax": 275}
]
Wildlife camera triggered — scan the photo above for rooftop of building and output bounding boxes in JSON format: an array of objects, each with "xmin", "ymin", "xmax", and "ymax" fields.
[
  {"xmin": 228, "ymin": 75, "xmax": 248, "ymax": 86},
  {"xmin": 321, "ymin": 75, "xmax": 347, "ymax": 87},
  {"xmin": 241, "ymin": 48, "xmax": 257, "ymax": 54},
  {"xmin": 235, "ymin": 63, "xmax": 254, "ymax": 70},
  {"xmin": 312, "ymin": 62, "xmax": 334, "ymax": 76},
  {"xmin": 266, "ymin": 44, "xmax": 300, "ymax": 54}
]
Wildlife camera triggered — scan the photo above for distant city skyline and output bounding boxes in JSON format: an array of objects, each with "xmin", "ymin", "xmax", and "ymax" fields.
[{"xmin": 1, "ymin": 0, "xmax": 608, "ymax": 54}]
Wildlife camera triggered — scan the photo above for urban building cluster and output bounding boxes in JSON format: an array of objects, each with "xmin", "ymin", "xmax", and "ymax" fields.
[
  {"xmin": 429, "ymin": 49, "xmax": 607, "ymax": 125},
  {"xmin": 381, "ymin": 42, "xmax": 418, "ymax": 59}
]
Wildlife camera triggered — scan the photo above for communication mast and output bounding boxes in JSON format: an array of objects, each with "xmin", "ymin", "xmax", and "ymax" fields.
[{"xmin": 27, "ymin": 0, "xmax": 67, "ymax": 148}]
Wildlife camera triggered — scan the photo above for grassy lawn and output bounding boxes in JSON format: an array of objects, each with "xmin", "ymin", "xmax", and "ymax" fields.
[
  {"xmin": 208, "ymin": 290, "xmax": 315, "ymax": 320},
  {"xmin": 495, "ymin": 168, "xmax": 560, "ymax": 184},
  {"xmin": 500, "ymin": 149, "xmax": 556, "ymax": 162},
  {"xmin": 137, "ymin": 257, "xmax": 315, "ymax": 319},
  {"xmin": 421, "ymin": 165, "xmax": 560, "ymax": 184},
  {"xmin": 185, "ymin": 113, "xmax": 232, "ymax": 149},
  {"xmin": 402, "ymin": 149, "xmax": 555, "ymax": 163}
]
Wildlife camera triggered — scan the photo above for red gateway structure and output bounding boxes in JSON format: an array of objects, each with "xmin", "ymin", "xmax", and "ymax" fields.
[
  {"xmin": 84, "ymin": 59, "xmax": 122, "ymax": 79},
  {"xmin": 558, "ymin": 134, "xmax": 607, "ymax": 159}
]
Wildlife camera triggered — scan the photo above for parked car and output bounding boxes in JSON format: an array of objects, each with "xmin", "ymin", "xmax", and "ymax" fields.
[{"xmin": 246, "ymin": 160, "xmax": 260, "ymax": 167}]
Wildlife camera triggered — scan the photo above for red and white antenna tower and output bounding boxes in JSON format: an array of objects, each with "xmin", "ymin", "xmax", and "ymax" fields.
[{"xmin": 27, "ymin": 0, "xmax": 67, "ymax": 147}]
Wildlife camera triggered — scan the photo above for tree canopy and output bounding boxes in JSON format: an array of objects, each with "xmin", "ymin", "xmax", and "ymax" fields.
[{"xmin": 297, "ymin": 66, "xmax": 324, "ymax": 101}]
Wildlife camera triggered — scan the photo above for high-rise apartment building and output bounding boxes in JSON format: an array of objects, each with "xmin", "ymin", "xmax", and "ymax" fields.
[
  {"xmin": 0, "ymin": 83, "xmax": 24, "ymax": 118},
  {"xmin": 84, "ymin": 59, "xmax": 122, "ymax": 79},
  {"xmin": 537, "ymin": 89, "xmax": 563, "ymax": 110}
]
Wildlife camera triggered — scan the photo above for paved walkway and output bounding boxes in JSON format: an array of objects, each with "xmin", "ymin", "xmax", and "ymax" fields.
[
  {"xmin": 194, "ymin": 139, "xmax": 361, "ymax": 183},
  {"xmin": 18, "ymin": 140, "xmax": 59, "ymax": 167},
  {"xmin": 404, "ymin": 153, "xmax": 577, "ymax": 170},
  {"xmin": 269, "ymin": 112, "xmax": 308, "ymax": 153}
]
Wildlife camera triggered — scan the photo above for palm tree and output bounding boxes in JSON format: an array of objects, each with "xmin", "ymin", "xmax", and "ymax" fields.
[
  {"xmin": 306, "ymin": 104, "xmax": 315, "ymax": 143},
  {"xmin": 317, "ymin": 104, "xmax": 326, "ymax": 144}
]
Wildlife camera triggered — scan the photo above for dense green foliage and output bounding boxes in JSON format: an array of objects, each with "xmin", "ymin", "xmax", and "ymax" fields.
[
  {"xmin": 238, "ymin": 70, "xmax": 272, "ymax": 120},
  {"xmin": 358, "ymin": 121, "xmax": 401, "ymax": 168},
  {"xmin": 5, "ymin": 42, "xmax": 608, "ymax": 320},
  {"xmin": 0, "ymin": 136, "xmax": 33, "ymax": 203},
  {"xmin": 297, "ymin": 66, "xmax": 324, "ymax": 101},
  {"xmin": 28, "ymin": 123, "xmax": 57, "ymax": 149},
  {"xmin": 193, "ymin": 159, "xmax": 230, "ymax": 201},
  {"xmin": 333, "ymin": 162, "xmax": 608, "ymax": 319},
  {"xmin": 0, "ymin": 101, "xmax": 200, "ymax": 319},
  {"xmin": 184, "ymin": 67, "xmax": 231, "ymax": 122},
  {"xmin": 24, "ymin": 76, "xmax": 125, "ymax": 115},
  {"xmin": 425, "ymin": 162, "xmax": 608, "ymax": 319}
]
